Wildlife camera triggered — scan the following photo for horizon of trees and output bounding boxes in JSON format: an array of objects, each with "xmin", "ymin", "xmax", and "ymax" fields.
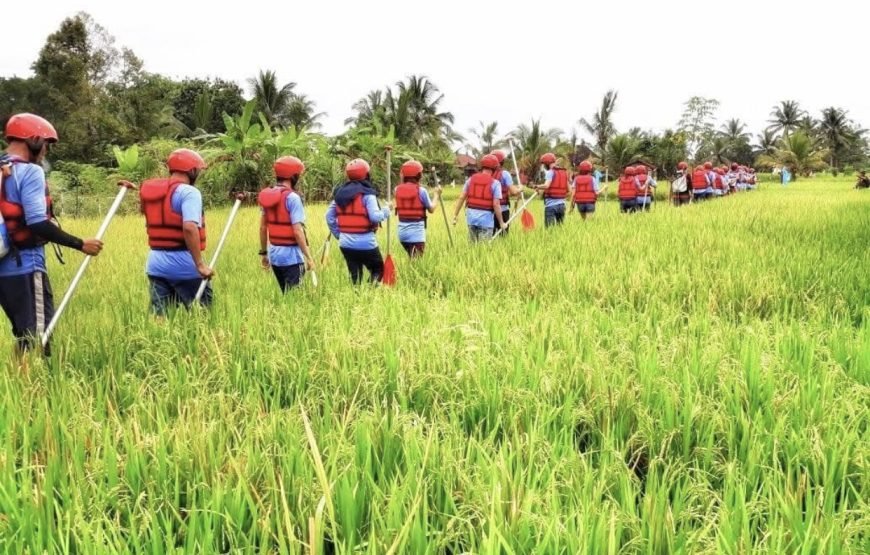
[{"xmin": 2, "ymin": 12, "xmax": 867, "ymax": 184}]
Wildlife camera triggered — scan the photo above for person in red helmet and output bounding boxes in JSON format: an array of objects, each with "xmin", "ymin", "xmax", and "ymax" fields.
[
  {"xmin": 325, "ymin": 159, "xmax": 391, "ymax": 284},
  {"xmin": 617, "ymin": 165, "xmax": 639, "ymax": 213},
  {"xmin": 727, "ymin": 163, "xmax": 740, "ymax": 193},
  {"xmin": 140, "ymin": 148, "xmax": 213, "ymax": 314},
  {"xmin": 534, "ymin": 152, "xmax": 570, "ymax": 226},
  {"xmin": 489, "ymin": 150, "xmax": 523, "ymax": 236},
  {"xmin": 452, "ymin": 154, "xmax": 505, "ymax": 242},
  {"xmin": 394, "ymin": 160, "xmax": 441, "ymax": 257},
  {"xmin": 634, "ymin": 164, "xmax": 657, "ymax": 211},
  {"xmin": 0, "ymin": 113, "xmax": 103, "ymax": 356},
  {"xmin": 570, "ymin": 160, "xmax": 601, "ymax": 219},
  {"xmin": 257, "ymin": 156, "xmax": 315, "ymax": 292},
  {"xmin": 712, "ymin": 167, "xmax": 727, "ymax": 197},
  {"xmin": 691, "ymin": 164, "xmax": 713, "ymax": 201},
  {"xmin": 672, "ymin": 161, "xmax": 691, "ymax": 206}
]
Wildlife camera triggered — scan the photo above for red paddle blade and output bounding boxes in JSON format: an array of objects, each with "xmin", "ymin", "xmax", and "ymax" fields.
[
  {"xmin": 382, "ymin": 255, "xmax": 397, "ymax": 286},
  {"xmin": 521, "ymin": 209, "xmax": 535, "ymax": 230}
]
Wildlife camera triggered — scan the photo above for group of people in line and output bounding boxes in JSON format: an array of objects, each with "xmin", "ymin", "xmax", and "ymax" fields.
[
  {"xmin": 0, "ymin": 112, "xmax": 762, "ymax": 357},
  {"xmin": 668, "ymin": 161, "xmax": 758, "ymax": 207}
]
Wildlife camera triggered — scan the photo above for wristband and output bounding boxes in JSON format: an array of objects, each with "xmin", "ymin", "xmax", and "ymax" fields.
[{"xmin": 258, "ymin": 250, "xmax": 267, "ymax": 256}]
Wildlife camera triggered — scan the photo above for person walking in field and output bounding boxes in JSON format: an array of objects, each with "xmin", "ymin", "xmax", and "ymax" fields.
[
  {"xmin": 535, "ymin": 152, "xmax": 570, "ymax": 227},
  {"xmin": 691, "ymin": 163, "xmax": 713, "ymax": 201},
  {"xmin": 451, "ymin": 154, "xmax": 505, "ymax": 242},
  {"xmin": 855, "ymin": 170, "xmax": 870, "ymax": 189},
  {"xmin": 712, "ymin": 167, "xmax": 727, "ymax": 198},
  {"xmin": 617, "ymin": 165, "xmax": 639, "ymax": 213},
  {"xmin": 489, "ymin": 150, "xmax": 522, "ymax": 236},
  {"xmin": 672, "ymin": 161, "xmax": 691, "ymax": 206},
  {"xmin": 394, "ymin": 159, "xmax": 441, "ymax": 257},
  {"xmin": 325, "ymin": 159, "xmax": 391, "ymax": 285},
  {"xmin": 140, "ymin": 148, "xmax": 213, "ymax": 314},
  {"xmin": 571, "ymin": 160, "xmax": 601, "ymax": 220},
  {"xmin": 0, "ymin": 113, "xmax": 103, "ymax": 357},
  {"xmin": 635, "ymin": 164, "xmax": 657, "ymax": 211},
  {"xmin": 257, "ymin": 156, "xmax": 315, "ymax": 293}
]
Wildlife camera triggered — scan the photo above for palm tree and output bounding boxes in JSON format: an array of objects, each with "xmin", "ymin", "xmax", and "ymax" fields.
[
  {"xmin": 396, "ymin": 75, "xmax": 455, "ymax": 147},
  {"xmin": 345, "ymin": 89, "xmax": 384, "ymax": 126},
  {"xmin": 468, "ymin": 121, "xmax": 504, "ymax": 157},
  {"xmin": 720, "ymin": 119, "xmax": 750, "ymax": 144},
  {"xmin": 754, "ymin": 129, "xmax": 779, "ymax": 157},
  {"xmin": 283, "ymin": 94, "xmax": 326, "ymax": 130},
  {"xmin": 797, "ymin": 115, "xmax": 818, "ymax": 137},
  {"xmin": 510, "ymin": 119, "xmax": 562, "ymax": 181},
  {"xmin": 248, "ymin": 70, "xmax": 296, "ymax": 127},
  {"xmin": 600, "ymin": 134, "xmax": 641, "ymax": 176},
  {"xmin": 768, "ymin": 100, "xmax": 804, "ymax": 138},
  {"xmin": 818, "ymin": 107, "xmax": 856, "ymax": 169},
  {"xmin": 579, "ymin": 90, "xmax": 618, "ymax": 155},
  {"xmin": 758, "ymin": 130, "xmax": 828, "ymax": 177}
]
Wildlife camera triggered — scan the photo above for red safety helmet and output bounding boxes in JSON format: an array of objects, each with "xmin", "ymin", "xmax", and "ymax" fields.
[
  {"xmin": 625, "ymin": 166, "xmax": 637, "ymax": 176},
  {"xmin": 480, "ymin": 154, "xmax": 500, "ymax": 171},
  {"xmin": 731, "ymin": 162, "xmax": 739, "ymax": 170},
  {"xmin": 577, "ymin": 160, "xmax": 593, "ymax": 173},
  {"xmin": 489, "ymin": 150, "xmax": 506, "ymax": 164},
  {"xmin": 677, "ymin": 161, "xmax": 688, "ymax": 170},
  {"xmin": 168, "ymin": 149, "xmax": 207, "ymax": 173},
  {"xmin": 539, "ymin": 152, "xmax": 557, "ymax": 165},
  {"xmin": 703, "ymin": 161, "xmax": 713, "ymax": 170},
  {"xmin": 716, "ymin": 167, "xmax": 725, "ymax": 175},
  {"xmin": 635, "ymin": 164, "xmax": 647, "ymax": 174},
  {"xmin": 345, "ymin": 159, "xmax": 370, "ymax": 181},
  {"xmin": 4, "ymin": 113, "xmax": 58, "ymax": 143},
  {"xmin": 274, "ymin": 156, "xmax": 305, "ymax": 180},
  {"xmin": 400, "ymin": 160, "xmax": 424, "ymax": 178}
]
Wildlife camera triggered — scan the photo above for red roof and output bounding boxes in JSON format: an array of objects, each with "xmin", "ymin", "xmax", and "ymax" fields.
[{"xmin": 455, "ymin": 154, "xmax": 476, "ymax": 167}]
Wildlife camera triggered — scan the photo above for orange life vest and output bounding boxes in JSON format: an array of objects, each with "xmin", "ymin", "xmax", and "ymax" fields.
[
  {"xmin": 140, "ymin": 178, "xmax": 207, "ymax": 251},
  {"xmin": 714, "ymin": 175, "xmax": 725, "ymax": 190},
  {"xmin": 544, "ymin": 168, "xmax": 569, "ymax": 199},
  {"xmin": 394, "ymin": 183, "xmax": 427, "ymax": 222},
  {"xmin": 618, "ymin": 176, "xmax": 638, "ymax": 200},
  {"xmin": 0, "ymin": 160, "xmax": 53, "ymax": 248},
  {"xmin": 492, "ymin": 170, "xmax": 510, "ymax": 207},
  {"xmin": 636, "ymin": 175, "xmax": 653, "ymax": 198},
  {"xmin": 691, "ymin": 169, "xmax": 709, "ymax": 190},
  {"xmin": 466, "ymin": 172, "xmax": 496, "ymax": 211},
  {"xmin": 258, "ymin": 186, "xmax": 298, "ymax": 246},
  {"xmin": 336, "ymin": 192, "xmax": 378, "ymax": 234},
  {"xmin": 573, "ymin": 175, "xmax": 597, "ymax": 203}
]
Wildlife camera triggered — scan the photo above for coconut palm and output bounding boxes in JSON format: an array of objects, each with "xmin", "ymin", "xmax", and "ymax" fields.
[
  {"xmin": 283, "ymin": 93, "xmax": 326, "ymax": 130},
  {"xmin": 720, "ymin": 119, "xmax": 750, "ymax": 144},
  {"xmin": 579, "ymin": 90, "xmax": 618, "ymax": 155},
  {"xmin": 758, "ymin": 131, "xmax": 828, "ymax": 177},
  {"xmin": 600, "ymin": 133, "xmax": 641, "ymax": 176},
  {"xmin": 768, "ymin": 100, "xmax": 804, "ymax": 138},
  {"xmin": 248, "ymin": 70, "xmax": 296, "ymax": 127},
  {"xmin": 754, "ymin": 129, "xmax": 779, "ymax": 157},
  {"xmin": 818, "ymin": 107, "xmax": 857, "ymax": 169},
  {"xmin": 468, "ymin": 121, "xmax": 505, "ymax": 158},
  {"xmin": 509, "ymin": 119, "xmax": 562, "ymax": 181}
]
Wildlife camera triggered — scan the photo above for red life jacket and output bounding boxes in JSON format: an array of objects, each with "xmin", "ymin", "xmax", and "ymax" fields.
[
  {"xmin": 544, "ymin": 168, "xmax": 569, "ymax": 199},
  {"xmin": 714, "ymin": 175, "xmax": 725, "ymax": 190},
  {"xmin": 618, "ymin": 176, "xmax": 638, "ymax": 200},
  {"xmin": 258, "ymin": 186, "xmax": 298, "ymax": 247},
  {"xmin": 636, "ymin": 175, "xmax": 652, "ymax": 198},
  {"xmin": 691, "ymin": 169, "xmax": 709, "ymax": 190},
  {"xmin": 336, "ymin": 193, "xmax": 378, "ymax": 234},
  {"xmin": 573, "ymin": 175, "xmax": 597, "ymax": 203},
  {"xmin": 0, "ymin": 160, "xmax": 53, "ymax": 248},
  {"xmin": 466, "ymin": 172, "xmax": 496, "ymax": 211},
  {"xmin": 492, "ymin": 170, "xmax": 510, "ymax": 206},
  {"xmin": 394, "ymin": 183, "xmax": 427, "ymax": 222},
  {"xmin": 140, "ymin": 178, "xmax": 207, "ymax": 251}
]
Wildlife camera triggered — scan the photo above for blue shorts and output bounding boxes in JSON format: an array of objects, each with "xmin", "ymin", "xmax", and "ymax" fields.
[
  {"xmin": 575, "ymin": 203, "xmax": 596, "ymax": 213},
  {"xmin": 0, "ymin": 271, "xmax": 54, "ymax": 354},
  {"xmin": 272, "ymin": 263, "xmax": 305, "ymax": 293},
  {"xmin": 620, "ymin": 200, "xmax": 637, "ymax": 213},
  {"xmin": 148, "ymin": 275, "xmax": 212, "ymax": 315}
]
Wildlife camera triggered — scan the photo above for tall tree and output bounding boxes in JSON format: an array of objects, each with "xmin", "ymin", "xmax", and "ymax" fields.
[
  {"xmin": 173, "ymin": 78, "xmax": 245, "ymax": 134},
  {"xmin": 510, "ymin": 119, "xmax": 562, "ymax": 181},
  {"xmin": 248, "ymin": 70, "xmax": 296, "ymax": 127},
  {"xmin": 283, "ymin": 94, "xmax": 326, "ymax": 130},
  {"xmin": 600, "ymin": 133, "xmax": 641, "ymax": 176},
  {"xmin": 768, "ymin": 100, "xmax": 805, "ymax": 138},
  {"xmin": 678, "ymin": 96, "xmax": 720, "ymax": 162},
  {"xmin": 818, "ymin": 107, "xmax": 858, "ymax": 170},
  {"xmin": 468, "ymin": 121, "xmax": 504, "ymax": 157},
  {"xmin": 758, "ymin": 131, "xmax": 828, "ymax": 177},
  {"xmin": 579, "ymin": 90, "xmax": 618, "ymax": 155}
]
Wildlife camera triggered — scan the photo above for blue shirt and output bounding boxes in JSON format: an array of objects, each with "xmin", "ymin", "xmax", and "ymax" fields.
[
  {"xmin": 266, "ymin": 189, "xmax": 306, "ymax": 267},
  {"xmin": 462, "ymin": 178, "xmax": 502, "ymax": 229},
  {"xmin": 543, "ymin": 169, "xmax": 567, "ymax": 208},
  {"xmin": 145, "ymin": 184, "xmax": 204, "ymax": 280},
  {"xmin": 325, "ymin": 193, "xmax": 389, "ymax": 251},
  {"xmin": 637, "ymin": 176, "xmax": 657, "ymax": 198},
  {"xmin": 0, "ymin": 159, "xmax": 48, "ymax": 277},
  {"xmin": 396, "ymin": 188, "xmax": 433, "ymax": 244},
  {"xmin": 495, "ymin": 170, "xmax": 513, "ymax": 212}
]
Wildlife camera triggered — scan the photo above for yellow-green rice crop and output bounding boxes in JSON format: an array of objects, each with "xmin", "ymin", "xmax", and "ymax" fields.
[{"xmin": 0, "ymin": 177, "xmax": 867, "ymax": 553}]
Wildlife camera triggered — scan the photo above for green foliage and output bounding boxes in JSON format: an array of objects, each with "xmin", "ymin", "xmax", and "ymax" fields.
[
  {"xmin": 600, "ymin": 133, "xmax": 642, "ymax": 175},
  {"xmin": 172, "ymin": 78, "xmax": 245, "ymax": 135},
  {"xmin": 678, "ymin": 96, "xmax": 720, "ymax": 162},
  {"xmin": 757, "ymin": 131, "xmax": 829, "ymax": 177},
  {"xmin": 579, "ymin": 89, "xmax": 619, "ymax": 155}
]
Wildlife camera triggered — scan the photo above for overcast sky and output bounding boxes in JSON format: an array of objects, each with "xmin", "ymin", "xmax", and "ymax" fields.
[{"xmin": 2, "ymin": 0, "xmax": 866, "ymax": 147}]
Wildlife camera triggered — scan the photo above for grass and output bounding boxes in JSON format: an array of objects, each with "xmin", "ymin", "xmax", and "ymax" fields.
[{"xmin": 0, "ymin": 177, "xmax": 867, "ymax": 553}]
